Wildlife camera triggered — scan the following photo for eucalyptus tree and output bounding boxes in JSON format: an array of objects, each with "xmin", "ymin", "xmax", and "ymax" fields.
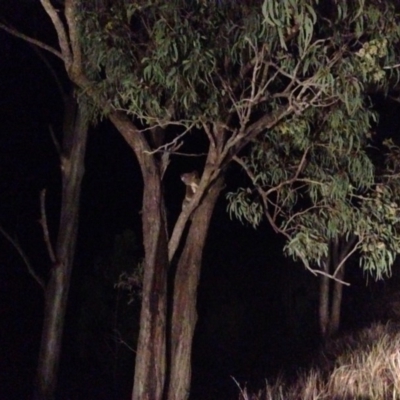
[
  {"xmin": 5, "ymin": 0, "xmax": 400, "ymax": 398},
  {"xmin": 228, "ymin": 36, "xmax": 400, "ymax": 338}
]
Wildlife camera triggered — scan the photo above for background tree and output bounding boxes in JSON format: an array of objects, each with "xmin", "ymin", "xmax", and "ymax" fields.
[
  {"xmin": 228, "ymin": 32, "xmax": 400, "ymax": 338},
  {"xmin": 0, "ymin": 20, "xmax": 90, "ymax": 396},
  {"xmin": 4, "ymin": 0, "xmax": 400, "ymax": 398},
  {"xmin": 35, "ymin": 90, "xmax": 89, "ymax": 400}
]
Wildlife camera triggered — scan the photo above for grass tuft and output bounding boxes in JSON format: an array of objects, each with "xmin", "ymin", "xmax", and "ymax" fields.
[{"xmin": 237, "ymin": 321, "xmax": 400, "ymax": 399}]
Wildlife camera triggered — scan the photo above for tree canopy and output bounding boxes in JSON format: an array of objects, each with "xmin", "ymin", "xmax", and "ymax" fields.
[{"xmin": 226, "ymin": 0, "xmax": 400, "ymax": 280}]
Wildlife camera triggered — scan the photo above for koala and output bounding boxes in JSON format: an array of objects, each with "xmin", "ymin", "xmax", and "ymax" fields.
[{"xmin": 181, "ymin": 171, "xmax": 200, "ymax": 209}]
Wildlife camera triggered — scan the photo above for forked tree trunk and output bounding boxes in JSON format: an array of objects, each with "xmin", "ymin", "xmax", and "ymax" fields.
[
  {"xmin": 168, "ymin": 177, "xmax": 224, "ymax": 400},
  {"xmin": 35, "ymin": 95, "xmax": 88, "ymax": 399}
]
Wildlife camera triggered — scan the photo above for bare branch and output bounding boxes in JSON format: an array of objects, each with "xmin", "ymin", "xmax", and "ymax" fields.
[
  {"xmin": 173, "ymin": 151, "xmax": 208, "ymax": 158},
  {"xmin": 333, "ymin": 236, "xmax": 362, "ymax": 278},
  {"xmin": 64, "ymin": 0, "xmax": 82, "ymax": 74},
  {"xmin": 202, "ymin": 121, "xmax": 216, "ymax": 149},
  {"xmin": 0, "ymin": 224, "xmax": 45, "ymax": 290},
  {"xmin": 296, "ymin": 250, "xmax": 350, "ymax": 285},
  {"xmin": 40, "ymin": 0, "xmax": 72, "ymax": 68},
  {"xmin": 224, "ymin": 104, "xmax": 293, "ymax": 158},
  {"xmin": 112, "ymin": 329, "xmax": 136, "ymax": 353},
  {"xmin": 0, "ymin": 22, "xmax": 62, "ymax": 59},
  {"xmin": 39, "ymin": 189, "xmax": 57, "ymax": 264},
  {"xmin": 144, "ymin": 122, "xmax": 196, "ymax": 155}
]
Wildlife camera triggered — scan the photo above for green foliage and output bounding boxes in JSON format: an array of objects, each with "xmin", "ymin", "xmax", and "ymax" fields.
[
  {"xmin": 75, "ymin": 0, "xmax": 400, "ymax": 128},
  {"xmin": 227, "ymin": 1, "xmax": 400, "ymax": 279},
  {"xmin": 78, "ymin": 0, "xmax": 270, "ymax": 122},
  {"xmin": 229, "ymin": 99, "xmax": 400, "ymax": 279}
]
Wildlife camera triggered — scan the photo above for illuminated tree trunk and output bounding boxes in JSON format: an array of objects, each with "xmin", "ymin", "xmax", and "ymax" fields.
[
  {"xmin": 108, "ymin": 113, "xmax": 169, "ymax": 400},
  {"xmin": 131, "ymin": 174, "xmax": 168, "ymax": 400},
  {"xmin": 318, "ymin": 237, "xmax": 352, "ymax": 340},
  {"xmin": 35, "ymin": 94, "xmax": 88, "ymax": 399}
]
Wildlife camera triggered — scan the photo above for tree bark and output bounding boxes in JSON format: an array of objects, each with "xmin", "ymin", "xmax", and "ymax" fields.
[
  {"xmin": 318, "ymin": 237, "xmax": 352, "ymax": 340},
  {"xmin": 35, "ymin": 267, "xmax": 71, "ymax": 400},
  {"xmin": 107, "ymin": 112, "xmax": 169, "ymax": 400},
  {"xmin": 329, "ymin": 265, "xmax": 345, "ymax": 337},
  {"xmin": 131, "ymin": 173, "xmax": 169, "ymax": 400},
  {"xmin": 328, "ymin": 237, "xmax": 347, "ymax": 337},
  {"xmin": 319, "ymin": 261, "xmax": 330, "ymax": 339},
  {"xmin": 168, "ymin": 176, "xmax": 224, "ymax": 400},
  {"xmin": 35, "ymin": 94, "xmax": 88, "ymax": 399}
]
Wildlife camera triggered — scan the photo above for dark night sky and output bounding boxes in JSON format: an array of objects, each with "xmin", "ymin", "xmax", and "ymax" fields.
[{"xmin": 1, "ymin": 3, "xmax": 399, "ymax": 400}]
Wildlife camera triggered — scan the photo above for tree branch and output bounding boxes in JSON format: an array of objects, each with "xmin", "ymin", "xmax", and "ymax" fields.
[
  {"xmin": 0, "ymin": 224, "xmax": 45, "ymax": 290},
  {"xmin": 39, "ymin": 189, "xmax": 57, "ymax": 264},
  {"xmin": 40, "ymin": 0, "xmax": 72, "ymax": 68},
  {"xmin": 64, "ymin": 0, "xmax": 82, "ymax": 75},
  {"xmin": 333, "ymin": 235, "xmax": 360, "ymax": 278},
  {"xmin": 0, "ymin": 22, "xmax": 62, "ymax": 59}
]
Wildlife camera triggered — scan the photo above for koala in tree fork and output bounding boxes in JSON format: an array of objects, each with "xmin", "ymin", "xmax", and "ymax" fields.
[{"xmin": 181, "ymin": 171, "xmax": 200, "ymax": 210}]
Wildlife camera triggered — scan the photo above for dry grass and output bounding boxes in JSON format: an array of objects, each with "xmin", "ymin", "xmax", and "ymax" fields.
[{"xmin": 237, "ymin": 321, "xmax": 400, "ymax": 400}]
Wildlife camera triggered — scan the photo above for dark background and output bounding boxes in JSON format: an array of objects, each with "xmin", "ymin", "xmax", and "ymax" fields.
[{"xmin": 1, "ymin": 2, "xmax": 399, "ymax": 399}]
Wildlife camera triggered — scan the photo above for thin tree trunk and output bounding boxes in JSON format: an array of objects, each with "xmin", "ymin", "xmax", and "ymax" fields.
[
  {"xmin": 319, "ymin": 260, "xmax": 330, "ymax": 339},
  {"xmin": 35, "ymin": 266, "xmax": 72, "ymax": 399},
  {"xmin": 35, "ymin": 95, "xmax": 88, "ymax": 399},
  {"xmin": 168, "ymin": 177, "xmax": 224, "ymax": 400},
  {"xmin": 328, "ymin": 236, "xmax": 351, "ymax": 337},
  {"xmin": 329, "ymin": 265, "xmax": 345, "ymax": 337}
]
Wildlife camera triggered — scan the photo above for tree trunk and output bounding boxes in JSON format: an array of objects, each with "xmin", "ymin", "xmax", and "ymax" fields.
[
  {"xmin": 108, "ymin": 112, "xmax": 169, "ymax": 400},
  {"xmin": 168, "ymin": 177, "xmax": 224, "ymax": 400},
  {"xmin": 35, "ymin": 95, "xmax": 88, "ymax": 399},
  {"xmin": 131, "ymin": 174, "xmax": 168, "ymax": 400},
  {"xmin": 328, "ymin": 237, "xmax": 347, "ymax": 337},
  {"xmin": 329, "ymin": 265, "xmax": 345, "ymax": 337},
  {"xmin": 318, "ymin": 237, "xmax": 352, "ymax": 340},
  {"xmin": 319, "ymin": 261, "xmax": 330, "ymax": 339},
  {"xmin": 35, "ymin": 267, "xmax": 72, "ymax": 399}
]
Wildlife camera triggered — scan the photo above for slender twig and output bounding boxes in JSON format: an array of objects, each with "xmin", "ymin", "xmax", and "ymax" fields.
[
  {"xmin": 296, "ymin": 250, "xmax": 350, "ymax": 285},
  {"xmin": 0, "ymin": 224, "xmax": 45, "ymax": 290},
  {"xmin": 144, "ymin": 122, "xmax": 195, "ymax": 155},
  {"xmin": 112, "ymin": 329, "xmax": 137, "ymax": 353},
  {"xmin": 39, "ymin": 190, "xmax": 57, "ymax": 264},
  {"xmin": 384, "ymin": 63, "xmax": 400, "ymax": 70},
  {"xmin": 333, "ymin": 236, "xmax": 361, "ymax": 278}
]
